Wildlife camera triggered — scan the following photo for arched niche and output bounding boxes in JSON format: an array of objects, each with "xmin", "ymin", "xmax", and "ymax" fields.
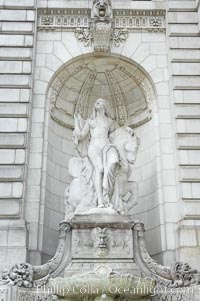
[
  {"xmin": 47, "ymin": 54, "xmax": 155, "ymax": 129},
  {"xmin": 42, "ymin": 53, "xmax": 160, "ymax": 262}
]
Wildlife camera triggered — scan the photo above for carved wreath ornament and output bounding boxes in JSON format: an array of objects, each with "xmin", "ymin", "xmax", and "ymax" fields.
[{"xmin": 1, "ymin": 263, "xmax": 33, "ymax": 288}]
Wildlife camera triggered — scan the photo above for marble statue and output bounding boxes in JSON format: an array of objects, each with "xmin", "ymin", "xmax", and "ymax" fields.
[
  {"xmin": 65, "ymin": 98, "xmax": 139, "ymax": 220},
  {"xmin": 2, "ymin": 103, "xmax": 200, "ymax": 301}
]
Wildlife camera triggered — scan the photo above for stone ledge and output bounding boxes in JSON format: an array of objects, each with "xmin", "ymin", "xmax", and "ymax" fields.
[
  {"xmin": 70, "ymin": 214, "xmax": 136, "ymax": 229},
  {"xmin": 0, "ymin": 134, "xmax": 26, "ymax": 148},
  {"xmin": 0, "ymin": 0, "xmax": 35, "ymax": 9},
  {"xmin": 0, "ymin": 166, "xmax": 24, "ymax": 182},
  {"xmin": 0, "ymin": 200, "xmax": 22, "ymax": 217}
]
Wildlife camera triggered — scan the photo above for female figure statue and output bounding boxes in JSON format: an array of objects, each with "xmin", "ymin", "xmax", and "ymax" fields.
[{"xmin": 73, "ymin": 98, "xmax": 119, "ymax": 208}]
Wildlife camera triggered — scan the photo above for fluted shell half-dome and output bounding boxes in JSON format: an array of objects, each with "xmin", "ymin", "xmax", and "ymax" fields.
[{"xmin": 48, "ymin": 55, "xmax": 155, "ymax": 128}]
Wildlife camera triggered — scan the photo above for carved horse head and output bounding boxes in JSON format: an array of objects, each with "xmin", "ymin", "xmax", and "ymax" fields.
[{"xmin": 110, "ymin": 127, "xmax": 140, "ymax": 165}]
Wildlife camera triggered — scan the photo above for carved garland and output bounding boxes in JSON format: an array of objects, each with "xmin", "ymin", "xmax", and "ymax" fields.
[
  {"xmin": 116, "ymin": 65, "xmax": 153, "ymax": 114},
  {"xmin": 75, "ymin": 71, "xmax": 97, "ymax": 117},
  {"xmin": 0, "ymin": 222, "xmax": 71, "ymax": 289},
  {"xmin": 133, "ymin": 223, "xmax": 200, "ymax": 289},
  {"xmin": 115, "ymin": 65, "xmax": 153, "ymax": 127},
  {"xmin": 105, "ymin": 70, "xmax": 127, "ymax": 126}
]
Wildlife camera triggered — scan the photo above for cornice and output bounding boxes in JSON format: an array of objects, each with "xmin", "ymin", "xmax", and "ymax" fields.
[
  {"xmin": 37, "ymin": 7, "xmax": 166, "ymax": 32},
  {"xmin": 38, "ymin": 8, "xmax": 166, "ymax": 15}
]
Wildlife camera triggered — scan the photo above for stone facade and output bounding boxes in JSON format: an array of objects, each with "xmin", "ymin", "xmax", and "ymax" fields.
[
  {"xmin": 0, "ymin": 0, "xmax": 36, "ymax": 271},
  {"xmin": 0, "ymin": 0, "xmax": 200, "ymax": 281}
]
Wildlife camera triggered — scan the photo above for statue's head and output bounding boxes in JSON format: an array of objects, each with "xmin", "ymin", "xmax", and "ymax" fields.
[
  {"xmin": 93, "ymin": 98, "xmax": 111, "ymax": 117},
  {"xmin": 94, "ymin": 98, "xmax": 107, "ymax": 110}
]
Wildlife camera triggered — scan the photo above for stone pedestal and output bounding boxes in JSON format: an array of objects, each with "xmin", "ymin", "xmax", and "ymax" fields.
[
  {"xmin": 47, "ymin": 214, "xmax": 155, "ymax": 300},
  {"xmin": 64, "ymin": 214, "xmax": 141, "ymax": 277},
  {"xmin": 1, "ymin": 214, "xmax": 200, "ymax": 301}
]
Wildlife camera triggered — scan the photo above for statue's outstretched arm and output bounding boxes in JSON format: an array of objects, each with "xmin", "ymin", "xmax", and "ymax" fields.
[
  {"xmin": 80, "ymin": 121, "xmax": 90, "ymax": 140},
  {"xmin": 73, "ymin": 114, "xmax": 90, "ymax": 141},
  {"xmin": 73, "ymin": 113, "xmax": 90, "ymax": 157}
]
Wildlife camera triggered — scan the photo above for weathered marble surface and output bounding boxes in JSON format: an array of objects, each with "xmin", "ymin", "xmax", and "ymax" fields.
[
  {"xmin": 1, "ymin": 1, "xmax": 200, "ymax": 301},
  {"xmin": 65, "ymin": 98, "xmax": 139, "ymax": 220}
]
